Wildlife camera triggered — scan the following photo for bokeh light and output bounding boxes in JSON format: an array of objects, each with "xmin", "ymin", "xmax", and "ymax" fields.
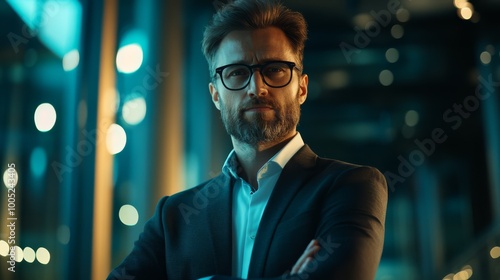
[
  {"xmin": 490, "ymin": 246, "xmax": 500, "ymax": 258},
  {"xmin": 405, "ymin": 110, "xmax": 420, "ymax": 127},
  {"xmin": 63, "ymin": 49, "xmax": 80, "ymax": 71},
  {"xmin": 106, "ymin": 124, "xmax": 127, "ymax": 155},
  {"xmin": 122, "ymin": 96, "xmax": 147, "ymax": 125},
  {"xmin": 116, "ymin": 43, "xmax": 143, "ymax": 74},
  {"xmin": 385, "ymin": 48, "xmax": 400, "ymax": 63},
  {"xmin": 57, "ymin": 225, "xmax": 71, "ymax": 245},
  {"xmin": 34, "ymin": 103, "xmax": 57, "ymax": 132},
  {"xmin": 396, "ymin": 9, "xmax": 410, "ymax": 22},
  {"xmin": 454, "ymin": 0, "xmax": 468, "ymax": 8},
  {"xmin": 391, "ymin": 24, "xmax": 404, "ymax": 39},
  {"xmin": 119, "ymin": 204, "xmax": 139, "ymax": 226},
  {"xmin": 480, "ymin": 51, "xmax": 492, "ymax": 65},
  {"xmin": 379, "ymin": 70, "xmax": 394, "ymax": 86},
  {"xmin": 36, "ymin": 247, "xmax": 50, "ymax": 265},
  {"xmin": 3, "ymin": 166, "xmax": 18, "ymax": 189},
  {"xmin": 23, "ymin": 247, "xmax": 36, "ymax": 263},
  {"xmin": 459, "ymin": 7, "xmax": 473, "ymax": 20},
  {"xmin": 0, "ymin": 240, "xmax": 9, "ymax": 256},
  {"xmin": 13, "ymin": 246, "xmax": 23, "ymax": 262}
]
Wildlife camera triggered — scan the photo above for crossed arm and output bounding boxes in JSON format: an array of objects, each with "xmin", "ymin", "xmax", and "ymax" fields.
[{"xmin": 290, "ymin": 239, "xmax": 321, "ymax": 275}]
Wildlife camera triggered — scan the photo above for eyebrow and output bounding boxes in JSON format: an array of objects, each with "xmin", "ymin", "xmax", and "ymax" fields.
[{"xmin": 229, "ymin": 58, "xmax": 290, "ymax": 65}]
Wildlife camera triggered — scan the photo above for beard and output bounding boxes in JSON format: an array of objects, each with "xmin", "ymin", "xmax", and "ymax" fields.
[{"xmin": 219, "ymin": 91, "xmax": 301, "ymax": 145}]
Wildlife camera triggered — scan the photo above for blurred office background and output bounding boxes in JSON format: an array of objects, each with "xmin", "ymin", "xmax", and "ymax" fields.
[{"xmin": 0, "ymin": 0, "xmax": 499, "ymax": 279}]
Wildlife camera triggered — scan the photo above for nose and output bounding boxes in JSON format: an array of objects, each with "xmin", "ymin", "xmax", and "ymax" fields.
[{"xmin": 246, "ymin": 70, "xmax": 268, "ymax": 98}]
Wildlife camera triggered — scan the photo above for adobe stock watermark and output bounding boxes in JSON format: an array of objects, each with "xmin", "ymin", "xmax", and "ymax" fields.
[
  {"xmin": 384, "ymin": 74, "xmax": 500, "ymax": 191},
  {"xmin": 177, "ymin": 174, "xmax": 227, "ymax": 225},
  {"xmin": 51, "ymin": 64, "xmax": 169, "ymax": 182},
  {"xmin": 6, "ymin": 0, "xmax": 63, "ymax": 54},
  {"xmin": 339, "ymin": 0, "xmax": 403, "ymax": 64},
  {"xmin": 282, "ymin": 236, "xmax": 341, "ymax": 280}
]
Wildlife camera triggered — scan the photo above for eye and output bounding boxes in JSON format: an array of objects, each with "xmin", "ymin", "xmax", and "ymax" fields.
[
  {"xmin": 225, "ymin": 66, "xmax": 250, "ymax": 78},
  {"xmin": 263, "ymin": 63, "xmax": 287, "ymax": 75}
]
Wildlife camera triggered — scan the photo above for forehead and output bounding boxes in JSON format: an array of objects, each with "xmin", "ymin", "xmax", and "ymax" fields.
[{"xmin": 214, "ymin": 27, "xmax": 296, "ymax": 66}]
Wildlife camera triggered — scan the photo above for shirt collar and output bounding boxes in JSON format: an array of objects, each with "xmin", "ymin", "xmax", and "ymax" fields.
[{"xmin": 222, "ymin": 132, "xmax": 305, "ymax": 179}]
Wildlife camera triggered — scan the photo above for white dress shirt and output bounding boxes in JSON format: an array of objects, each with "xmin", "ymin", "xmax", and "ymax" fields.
[{"xmin": 221, "ymin": 133, "xmax": 305, "ymax": 278}]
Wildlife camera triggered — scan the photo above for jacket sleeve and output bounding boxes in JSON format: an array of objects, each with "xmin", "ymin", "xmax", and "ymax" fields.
[
  {"xmin": 107, "ymin": 196, "xmax": 169, "ymax": 280},
  {"xmin": 302, "ymin": 166, "xmax": 388, "ymax": 279}
]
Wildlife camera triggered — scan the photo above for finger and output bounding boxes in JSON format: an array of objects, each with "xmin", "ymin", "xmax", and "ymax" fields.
[
  {"xmin": 291, "ymin": 240, "xmax": 320, "ymax": 274},
  {"xmin": 298, "ymin": 256, "xmax": 312, "ymax": 274},
  {"xmin": 298, "ymin": 245, "xmax": 320, "ymax": 274},
  {"xmin": 291, "ymin": 240, "xmax": 316, "ymax": 274}
]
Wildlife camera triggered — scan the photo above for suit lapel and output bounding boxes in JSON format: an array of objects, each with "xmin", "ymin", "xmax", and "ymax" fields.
[
  {"xmin": 247, "ymin": 145, "xmax": 318, "ymax": 278},
  {"xmin": 204, "ymin": 174, "xmax": 233, "ymax": 276}
]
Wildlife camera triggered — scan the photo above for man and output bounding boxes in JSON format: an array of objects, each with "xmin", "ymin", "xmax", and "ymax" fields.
[{"xmin": 108, "ymin": 1, "xmax": 388, "ymax": 279}]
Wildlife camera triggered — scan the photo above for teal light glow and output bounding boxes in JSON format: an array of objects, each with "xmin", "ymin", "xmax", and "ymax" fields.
[
  {"xmin": 30, "ymin": 147, "xmax": 47, "ymax": 177},
  {"xmin": 7, "ymin": 0, "xmax": 82, "ymax": 58}
]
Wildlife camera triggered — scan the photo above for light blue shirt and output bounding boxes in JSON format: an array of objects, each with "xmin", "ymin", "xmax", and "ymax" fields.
[{"xmin": 222, "ymin": 133, "xmax": 305, "ymax": 279}]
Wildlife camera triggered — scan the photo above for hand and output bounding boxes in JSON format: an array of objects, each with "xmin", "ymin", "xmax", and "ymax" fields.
[{"xmin": 290, "ymin": 239, "xmax": 320, "ymax": 275}]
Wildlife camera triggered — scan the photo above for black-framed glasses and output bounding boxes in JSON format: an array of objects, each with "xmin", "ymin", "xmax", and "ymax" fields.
[{"xmin": 214, "ymin": 61, "xmax": 301, "ymax": 91}]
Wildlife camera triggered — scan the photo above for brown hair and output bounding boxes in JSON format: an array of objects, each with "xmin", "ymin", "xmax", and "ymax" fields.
[{"xmin": 202, "ymin": 0, "xmax": 308, "ymax": 77}]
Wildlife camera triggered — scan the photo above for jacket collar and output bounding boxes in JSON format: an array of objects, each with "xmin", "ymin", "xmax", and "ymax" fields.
[
  {"xmin": 248, "ymin": 145, "xmax": 318, "ymax": 277},
  {"xmin": 204, "ymin": 174, "xmax": 234, "ymax": 276}
]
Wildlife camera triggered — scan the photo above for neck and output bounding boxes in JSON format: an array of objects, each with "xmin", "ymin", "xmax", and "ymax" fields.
[{"xmin": 231, "ymin": 131, "xmax": 296, "ymax": 190}]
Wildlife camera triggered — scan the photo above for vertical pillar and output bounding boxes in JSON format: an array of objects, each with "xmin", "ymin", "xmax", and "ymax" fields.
[
  {"xmin": 480, "ymin": 68, "xmax": 500, "ymax": 224},
  {"xmin": 152, "ymin": 0, "xmax": 184, "ymax": 202},
  {"xmin": 91, "ymin": 0, "xmax": 117, "ymax": 279},
  {"xmin": 415, "ymin": 165, "xmax": 444, "ymax": 279}
]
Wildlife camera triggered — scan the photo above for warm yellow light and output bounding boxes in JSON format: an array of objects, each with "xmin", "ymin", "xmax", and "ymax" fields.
[
  {"xmin": 63, "ymin": 49, "xmax": 80, "ymax": 71},
  {"xmin": 106, "ymin": 123, "xmax": 127, "ymax": 155},
  {"xmin": 3, "ymin": 167, "xmax": 18, "ymax": 189},
  {"xmin": 443, "ymin": 273, "xmax": 454, "ymax": 280},
  {"xmin": 459, "ymin": 7, "xmax": 473, "ymax": 20},
  {"xmin": 0, "ymin": 240, "xmax": 9, "ymax": 257},
  {"xmin": 352, "ymin": 13, "xmax": 372, "ymax": 28},
  {"xmin": 454, "ymin": 0, "xmax": 468, "ymax": 8},
  {"xmin": 13, "ymin": 246, "xmax": 23, "ymax": 262},
  {"xmin": 462, "ymin": 265, "xmax": 473, "ymax": 278},
  {"xmin": 36, "ymin": 247, "xmax": 51, "ymax": 265},
  {"xmin": 322, "ymin": 70, "xmax": 349, "ymax": 89},
  {"xmin": 34, "ymin": 103, "xmax": 57, "ymax": 132},
  {"xmin": 451, "ymin": 267, "xmax": 472, "ymax": 280},
  {"xmin": 116, "ymin": 43, "xmax": 143, "ymax": 74},
  {"xmin": 491, "ymin": 246, "xmax": 500, "ymax": 259},
  {"xmin": 23, "ymin": 247, "xmax": 36, "ymax": 263},
  {"xmin": 119, "ymin": 204, "xmax": 139, "ymax": 226}
]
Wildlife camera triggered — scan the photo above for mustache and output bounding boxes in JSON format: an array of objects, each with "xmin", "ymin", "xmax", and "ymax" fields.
[{"xmin": 240, "ymin": 98, "xmax": 277, "ymax": 111}]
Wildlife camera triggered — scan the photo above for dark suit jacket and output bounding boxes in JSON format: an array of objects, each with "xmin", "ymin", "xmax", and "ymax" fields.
[{"xmin": 107, "ymin": 145, "xmax": 388, "ymax": 280}]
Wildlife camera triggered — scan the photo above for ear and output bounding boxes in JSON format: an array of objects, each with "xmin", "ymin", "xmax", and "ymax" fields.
[
  {"xmin": 209, "ymin": 82, "xmax": 221, "ymax": 110},
  {"xmin": 298, "ymin": 74, "xmax": 308, "ymax": 105}
]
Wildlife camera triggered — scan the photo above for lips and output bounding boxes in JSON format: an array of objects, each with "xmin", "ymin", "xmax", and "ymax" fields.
[
  {"xmin": 242, "ymin": 100, "xmax": 275, "ymax": 113},
  {"xmin": 244, "ymin": 105, "xmax": 273, "ymax": 112}
]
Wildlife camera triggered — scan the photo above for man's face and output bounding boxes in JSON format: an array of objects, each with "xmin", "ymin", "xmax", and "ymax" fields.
[{"xmin": 209, "ymin": 27, "xmax": 308, "ymax": 146}]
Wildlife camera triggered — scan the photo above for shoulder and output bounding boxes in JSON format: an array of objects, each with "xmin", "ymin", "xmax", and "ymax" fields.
[
  {"xmin": 318, "ymin": 157, "xmax": 385, "ymax": 182},
  {"xmin": 157, "ymin": 173, "xmax": 229, "ymax": 208}
]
